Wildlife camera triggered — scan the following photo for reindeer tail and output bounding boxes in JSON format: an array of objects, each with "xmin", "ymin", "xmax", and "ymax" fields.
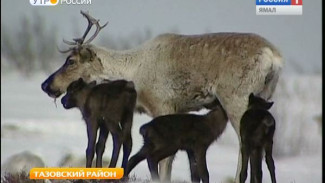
[{"xmin": 258, "ymin": 47, "xmax": 283, "ymax": 100}]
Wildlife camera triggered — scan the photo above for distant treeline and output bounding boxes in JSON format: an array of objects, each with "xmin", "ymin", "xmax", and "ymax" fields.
[
  {"xmin": 1, "ymin": 13, "xmax": 58, "ymax": 76},
  {"xmin": 0, "ymin": 13, "xmax": 155, "ymax": 76}
]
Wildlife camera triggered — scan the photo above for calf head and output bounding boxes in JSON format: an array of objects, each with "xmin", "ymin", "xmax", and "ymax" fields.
[{"xmin": 61, "ymin": 78, "xmax": 96, "ymax": 109}]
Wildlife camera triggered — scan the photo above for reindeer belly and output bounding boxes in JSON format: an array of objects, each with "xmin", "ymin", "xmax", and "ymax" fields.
[{"xmin": 138, "ymin": 73, "xmax": 216, "ymax": 115}]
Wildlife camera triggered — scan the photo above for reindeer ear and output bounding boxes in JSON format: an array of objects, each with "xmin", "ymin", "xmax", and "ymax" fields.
[{"xmin": 79, "ymin": 48, "xmax": 95, "ymax": 62}]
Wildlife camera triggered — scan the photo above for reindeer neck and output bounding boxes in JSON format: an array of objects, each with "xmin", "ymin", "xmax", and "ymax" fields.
[{"xmin": 92, "ymin": 45, "xmax": 142, "ymax": 81}]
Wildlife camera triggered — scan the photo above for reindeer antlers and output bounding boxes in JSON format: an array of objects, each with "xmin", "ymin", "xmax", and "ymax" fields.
[
  {"xmin": 80, "ymin": 11, "xmax": 108, "ymax": 44},
  {"xmin": 59, "ymin": 10, "xmax": 108, "ymax": 53}
]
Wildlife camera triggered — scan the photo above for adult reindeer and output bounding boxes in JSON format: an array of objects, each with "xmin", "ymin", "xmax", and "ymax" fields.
[{"xmin": 41, "ymin": 11, "xmax": 283, "ymax": 182}]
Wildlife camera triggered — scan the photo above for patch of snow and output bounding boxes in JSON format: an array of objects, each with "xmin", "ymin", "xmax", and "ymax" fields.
[{"xmin": 1, "ymin": 73, "xmax": 322, "ymax": 182}]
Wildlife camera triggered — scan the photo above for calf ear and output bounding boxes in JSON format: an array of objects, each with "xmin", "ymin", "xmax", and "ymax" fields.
[
  {"xmin": 102, "ymin": 79, "xmax": 111, "ymax": 83},
  {"xmin": 76, "ymin": 78, "xmax": 87, "ymax": 88},
  {"xmin": 249, "ymin": 93, "xmax": 255, "ymax": 103},
  {"xmin": 88, "ymin": 81, "xmax": 97, "ymax": 87},
  {"xmin": 78, "ymin": 78, "xmax": 84, "ymax": 83},
  {"xmin": 265, "ymin": 101, "xmax": 274, "ymax": 109},
  {"xmin": 204, "ymin": 98, "xmax": 221, "ymax": 110}
]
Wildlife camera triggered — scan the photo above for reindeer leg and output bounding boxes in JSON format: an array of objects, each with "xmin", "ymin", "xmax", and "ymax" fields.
[
  {"xmin": 147, "ymin": 156, "xmax": 159, "ymax": 181},
  {"xmin": 149, "ymin": 146, "xmax": 178, "ymax": 182},
  {"xmin": 195, "ymin": 149, "xmax": 209, "ymax": 183},
  {"xmin": 85, "ymin": 120, "xmax": 98, "ymax": 168},
  {"xmin": 158, "ymin": 155, "xmax": 174, "ymax": 182},
  {"xmin": 151, "ymin": 106, "xmax": 177, "ymax": 182},
  {"xmin": 265, "ymin": 140, "xmax": 276, "ymax": 183},
  {"xmin": 240, "ymin": 145, "xmax": 250, "ymax": 183},
  {"xmin": 120, "ymin": 110, "xmax": 134, "ymax": 169},
  {"xmin": 95, "ymin": 126, "xmax": 109, "ymax": 167},
  {"xmin": 250, "ymin": 148, "xmax": 263, "ymax": 183},
  {"xmin": 187, "ymin": 150, "xmax": 200, "ymax": 183}
]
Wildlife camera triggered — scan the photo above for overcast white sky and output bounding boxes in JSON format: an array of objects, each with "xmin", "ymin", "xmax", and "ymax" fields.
[{"xmin": 1, "ymin": 0, "xmax": 322, "ymax": 73}]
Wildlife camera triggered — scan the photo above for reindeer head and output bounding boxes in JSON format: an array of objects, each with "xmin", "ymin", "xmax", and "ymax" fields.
[{"xmin": 41, "ymin": 11, "xmax": 108, "ymax": 98}]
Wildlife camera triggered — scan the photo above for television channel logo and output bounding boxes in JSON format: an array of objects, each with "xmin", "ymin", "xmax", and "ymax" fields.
[
  {"xmin": 30, "ymin": 0, "xmax": 59, "ymax": 6},
  {"xmin": 256, "ymin": 0, "xmax": 303, "ymax": 15}
]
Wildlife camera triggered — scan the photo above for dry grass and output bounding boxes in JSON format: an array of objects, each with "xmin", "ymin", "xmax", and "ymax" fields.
[
  {"xmin": 1, "ymin": 172, "xmax": 152, "ymax": 183},
  {"xmin": 1, "ymin": 171, "xmax": 45, "ymax": 183}
]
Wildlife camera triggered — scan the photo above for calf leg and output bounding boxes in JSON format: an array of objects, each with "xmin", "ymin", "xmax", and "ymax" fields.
[
  {"xmin": 121, "ymin": 111, "xmax": 134, "ymax": 169},
  {"xmin": 106, "ymin": 122, "xmax": 123, "ymax": 168},
  {"xmin": 249, "ymin": 148, "xmax": 263, "ymax": 183},
  {"xmin": 86, "ymin": 121, "xmax": 98, "ymax": 168},
  {"xmin": 265, "ymin": 140, "xmax": 276, "ymax": 183},
  {"xmin": 95, "ymin": 126, "xmax": 109, "ymax": 167},
  {"xmin": 109, "ymin": 133, "xmax": 122, "ymax": 167},
  {"xmin": 195, "ymin": 149, "xmax": 209, "ymax": 183},
  {"xmin": 240, "ymin": 145, "xmax": 250, "ymax": 183},
  {"xmin": 187, "ymin": 150, "xmax": 200, "ymax": 183}
]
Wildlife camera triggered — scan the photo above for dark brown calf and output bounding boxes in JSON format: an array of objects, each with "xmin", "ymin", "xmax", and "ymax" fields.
[
  {"xmin": 125, "ymin": 99, "xmax": 228, "ymax": 183},
  {"xmin": 240, "ymin": 93, "xmax": 276, "ymax": 183},
  {"xmin": 61, "ymin": 78, "xmax": 137, "ymax": 169}
]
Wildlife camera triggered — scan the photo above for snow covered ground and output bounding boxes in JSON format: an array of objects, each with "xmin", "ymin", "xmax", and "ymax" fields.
[{"xmin": 1, "ymin": 73, "xmax": 322, "ymax": 183}]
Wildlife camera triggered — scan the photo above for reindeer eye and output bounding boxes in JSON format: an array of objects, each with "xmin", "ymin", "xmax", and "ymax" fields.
[{"xmin": 67, "ymin": 59, "xmax": 76, "ymax": 65}]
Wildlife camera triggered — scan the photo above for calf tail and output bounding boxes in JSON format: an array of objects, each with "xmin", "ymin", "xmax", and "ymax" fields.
[
  {"xmin": 125, "ymin": 145, "xmax": 150, "ymax": 176},
  {"xmin": 262, "ymin": 118, "xmax": 274, "ymax": 127},
  {"xmin": 139, "ymin": 125, "xmax": 149, "ymax": 137},
  {"xmin": 126, "ymin": 81, "xmax": 135, "ymax": 90}
]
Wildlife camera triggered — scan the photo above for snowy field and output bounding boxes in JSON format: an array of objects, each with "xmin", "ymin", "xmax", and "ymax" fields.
[{"xmin": 1, "ymin": 73, "xmax": 322, "ymax": 183}]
